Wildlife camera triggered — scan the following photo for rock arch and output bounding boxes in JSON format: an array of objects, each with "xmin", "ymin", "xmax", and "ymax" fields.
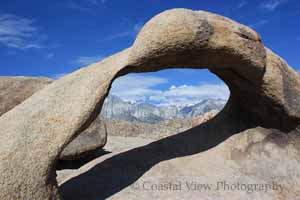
[{"xmin": 0, "ymin": 9, "xmax": 300, "ymax": 200}]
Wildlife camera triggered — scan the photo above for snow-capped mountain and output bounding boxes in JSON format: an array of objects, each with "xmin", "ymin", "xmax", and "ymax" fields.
[
  {"xmin": 179, "ymin": 99, "xmax": 226, "ymax": 118},
  {"xmin": 100, "ymin": 95, "xmax": 226, "ymax": 123}
]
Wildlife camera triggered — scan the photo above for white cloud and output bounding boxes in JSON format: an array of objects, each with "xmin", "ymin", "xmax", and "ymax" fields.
[
  {"xmin": 110, "ymin": 74, "xmax": 229, "ymax": 106},
  {"xmin": 112, "ymin": 74, "xmax": 168, "ymax": 90},
  {"xmin": 170, "ymin": 85, "xmax": 176, "ymax": 90},
  {"xmin": 0, "ymin": 14, "xmax": 44, "ymax": 49},
  {"xmin": 111, "ymin": 74, "xmax": 168, "ymax": 102},
  {"xmin": 249, "ymin": 19, "xmax": 270, "ymax": 28},
  {"xmin": 75, "ymin": 55, "xmax": 104, "ymax": 65},
  {"xmin": 157, "ymin": 84, "xmax": 229, "ymax": 106},
  {"xmin": 297, "ymin": 36, "xmax": 300, "ymax": 41},
  {"xmin": 261, "ymin": 1, "xmax": 280, "ymax": 10},
  {"xmin": 260, "ymin": 0, "xmax": 288, "ymax": 11}
]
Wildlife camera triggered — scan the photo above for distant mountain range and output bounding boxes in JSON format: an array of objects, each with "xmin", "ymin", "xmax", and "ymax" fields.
[{"xmin": 100, "ymin": 95, "xmax": 226, "ymax": 123}]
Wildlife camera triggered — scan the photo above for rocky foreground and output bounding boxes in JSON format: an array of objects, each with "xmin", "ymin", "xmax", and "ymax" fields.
[{"xmin": 57, "ymin": 123, "xmax": 300, "ymax": 200}]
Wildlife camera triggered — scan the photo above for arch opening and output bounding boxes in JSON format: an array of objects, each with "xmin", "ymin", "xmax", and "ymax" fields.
[{"xmin": 100, "ymin": 68, "xmax": 230, "ymax": 138}]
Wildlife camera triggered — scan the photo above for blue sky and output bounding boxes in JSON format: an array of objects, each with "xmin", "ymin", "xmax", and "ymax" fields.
[{"xmin": 0, "ymin": 0, "xmax": 299, "ymax": 106}]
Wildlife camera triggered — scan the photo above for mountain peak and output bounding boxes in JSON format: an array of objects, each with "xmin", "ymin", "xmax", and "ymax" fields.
[{"xmin": 101, "ymin": 95, "xmax": 226, "ymax": 123}]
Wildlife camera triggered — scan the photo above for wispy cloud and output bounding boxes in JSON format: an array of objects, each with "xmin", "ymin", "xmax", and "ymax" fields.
[
  {"xmin": 0, "ymin": 13, "xmax": 45, "ymax": 49},
  {"xmin": 74, "ymin": 55, "xmax": 104, "ymax": 65},
  {"xmin": 103, "ymin": 22, "xmax": 144, "ymax": 41},
  {"xmin": 297, "ymin": 36, "xmax": 300, "ymax": 41},
  {"xmin": 133, "ymin": 22, "xmax": 143, "ymax": 33},
  {"xmin": 112, "ymin": 75, "xmax": 168, "ymax": 92},
  {"xmin": 235, "ymin": 0, "xmax": 247, "ymax": 9},
  {"xmin": 65, "ymin": 1, "xmax": 95, "ymax": 14},
  {"xmin": 260, "ymin": 0, "xmax": 288, "ymax": 11},
  {"xmin": 111, "ymin": 75, "xmax": 167, "ymax": 103},
  {"xmin": 65, "ymin": 0, "xmax": 107, "ymax": 14},
  {"xmin": 249, "ymin": 19, "xmax": 270, "ymax": 28},
  {"xmin": 46, "ymin": 53, "xmax": 54, "ymax": 59},
  {"xmin": 111, "ymin": 74, "xmax": 229, "ymax": 106}
]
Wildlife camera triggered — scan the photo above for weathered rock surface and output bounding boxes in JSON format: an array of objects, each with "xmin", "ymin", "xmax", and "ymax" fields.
[
  {"xmin": 0, "ymin": 76, "xmax": 53, "ymax": 116},
  {"xmin": 0, "ymin": 76, "xmax": 107, "ymax": 161},
  {"xmin": 1, "ymin": 8, "xmax": 300, "ymax": 200},
  {"xmin": 60, "ymin": 117, "xmax": 107, "ymax": 160}
]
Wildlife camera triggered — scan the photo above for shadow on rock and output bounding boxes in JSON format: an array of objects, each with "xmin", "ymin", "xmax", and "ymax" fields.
[
  {"xmin": 60, "ymin": 111, "xmax": 255, "ymax": 200},
  {"xmin": 57, "ymin": 149, "xmax": 111, "ymax": 170}
]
